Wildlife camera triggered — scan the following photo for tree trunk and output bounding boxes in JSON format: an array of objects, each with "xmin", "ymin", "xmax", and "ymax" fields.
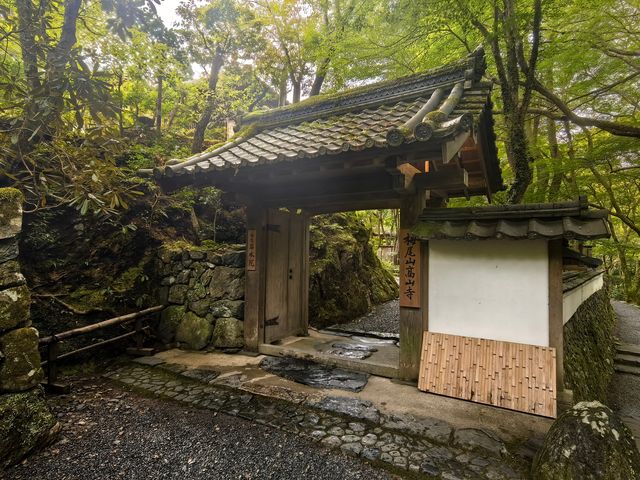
[
  {"xmin": 191, "ymin": 48, "xmax": 224, "ymax": 154},
  {"xmin": 547, "ymin": 118, "xmax": 562, "ymax": 201},
  {"xmin": 155, "ymin": 75, "xmax": 163, "ymax": 133},
  {"xmin": 278, "ymin": 69, "xmax": 287, "ymax": 107},
  {"xmin": 309, "ymin": 57, "xmax": 331, "ymax": 97},
  {"xmin": 167, "ymin": 92, "xmax": 185, "ymax": 129},
  {"xmin": 290, "ymin": 75, "xmax": 301, "ymax": 104},
  {"xmin": 15, "ymin": 0, "xmax": 83, "ymax": 157}
]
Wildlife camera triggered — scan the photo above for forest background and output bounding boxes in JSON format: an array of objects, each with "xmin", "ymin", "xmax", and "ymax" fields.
[{"xmin": 1, "ymin": 0, "xmax": 640, "ymax": 307}]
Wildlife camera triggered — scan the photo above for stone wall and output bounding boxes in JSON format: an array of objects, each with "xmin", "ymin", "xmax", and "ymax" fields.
[
  {"xmin": 155, "ymin": 243, "xmax": 245, "ymax": 351},
  {"xmin": 0, "ymin": 188, "xmax": 57, "ymax": 468},
  {"xmin": 563, "ymin": 285, "xmax": 617, "ymax": 403}
]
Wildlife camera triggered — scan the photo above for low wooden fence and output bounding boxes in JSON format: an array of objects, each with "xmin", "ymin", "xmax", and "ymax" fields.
[{"xmin": 39, "ymin": 304, "xmax": 165, "ymax": 393}]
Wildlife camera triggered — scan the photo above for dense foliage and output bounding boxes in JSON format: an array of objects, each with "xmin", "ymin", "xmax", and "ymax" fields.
[{"xmin": 0, "ymin": 0, "xmax": 639, "ymax": 300}]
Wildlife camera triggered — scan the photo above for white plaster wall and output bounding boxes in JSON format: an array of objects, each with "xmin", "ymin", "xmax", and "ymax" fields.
[
  {"xmin": 428, "ymin": 239, "xmax": 549, "ymax": 346},
  {"xmin": 562, "ymin": 273, "xmax": 604, "ymax": 324}
]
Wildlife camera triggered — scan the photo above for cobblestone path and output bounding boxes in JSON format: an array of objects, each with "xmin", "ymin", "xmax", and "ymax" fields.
[{"xmin": 105, "ymin": 363, "xmax": 528, "ymax": 479}]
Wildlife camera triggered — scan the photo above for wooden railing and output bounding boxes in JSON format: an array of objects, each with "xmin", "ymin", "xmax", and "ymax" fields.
[{"xmin": 39, "ymin": 304, "xmax": 165, "ymax": 393}]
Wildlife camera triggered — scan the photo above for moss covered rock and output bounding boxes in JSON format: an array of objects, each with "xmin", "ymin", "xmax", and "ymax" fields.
[
  {"xmin": 175, "ymin": 312, "xmax": 213, "ymax": 350},
  {"xmin": 208, "ymin": 266, "xmax": 244, "ymax": 300},
  {"xmin": 0, "ymin": 285, "xmax": 30, "ymax": 333},
  {"xmin": 532, "ymin": 401, "xmax": 640, "ymax": 479},
  {"xmin": 0, "ymin": 187, "xmax": 23, "ymax": 240},
  {"xmin": 564, "ymin": 287, "xmax": 616, "ymax": 402},
  {"xmin": 0, "ymin": 388, "xmax": 58, "ymax": 468},
  {"xmin": 309, "ymin": 213, "xmax": 398, "ymax": 328},
  {"xmin": 0, "ymin": 327, "xmax": 44, "ymax": 392},
  {"xmin": 211, "ymin": 317, "xmax": 243, "ymax": 349},
  {"xmin": 0, "ymin": 260, "xmax": 25, "ymax": 290},
  {"xmin": 158, "ymin": 305, "xmax": 186, "ymax": 343}
]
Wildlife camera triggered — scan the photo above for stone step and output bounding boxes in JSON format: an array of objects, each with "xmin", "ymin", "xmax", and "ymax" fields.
[
  {"xmin": 614, "ymin": 363, "xmax": 640, "ymax": 376},
  {"xmin": 617, "ymin": 343, "xmax": 640, "ymax": 357},
  {"xmin": 615, "ymin": 353, "xmax": 640, "ymax": 368}
]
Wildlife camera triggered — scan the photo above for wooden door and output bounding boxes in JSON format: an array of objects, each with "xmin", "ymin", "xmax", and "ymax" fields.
[{"xmin": 264, "ymin": 210, "xmax": 307, "ymax": 343}]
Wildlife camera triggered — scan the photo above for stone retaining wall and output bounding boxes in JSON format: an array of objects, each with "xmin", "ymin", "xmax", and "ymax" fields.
[
  {"xmin": 0, "ymin": 188, "xmax": 57, "ymax": 468},
  {"xmin": 155, "ymin": 243, "xmax": 246, "ymax": 351},
  {"xmin": 563, "ymin": 285, "xmax": 616, "ymax": 403}
]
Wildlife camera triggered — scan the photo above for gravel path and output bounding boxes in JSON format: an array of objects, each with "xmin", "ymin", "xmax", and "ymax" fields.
[
  {"xmin": 332, "ymin": 299, "xmax": 400, "ymax": 335},
  {"xmin": 5, "ymin": 378, "xmax": 396, "ymax": 480},
  {"xmin": 612, "ymin": 300, "xmax": 640, "ymax": 346},
  {"xmin": 609, "ymin": 300, "xmax": 640, "ymax": 447}
]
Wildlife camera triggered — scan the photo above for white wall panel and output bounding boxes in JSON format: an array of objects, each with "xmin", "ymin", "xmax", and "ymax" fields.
[{"xmin": 428, "ymin": 239, "xmax": 549, "ymax": 346}]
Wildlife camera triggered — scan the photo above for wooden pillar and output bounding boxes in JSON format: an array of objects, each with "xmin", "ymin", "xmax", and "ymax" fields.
[
  {"xmin": 548, "ymin": 239, "xmax": 564, "ymax": 391},
  {"xmin": 399, "ymin": 191, "xmax": 427, "ymax": 381},
  {"xmin": 300, "ymin": 213, "xmax": 310, "ymax": 335},
  {"xmin": 244, "ymin": 205, "xmax": 268, "ymax": 352}
]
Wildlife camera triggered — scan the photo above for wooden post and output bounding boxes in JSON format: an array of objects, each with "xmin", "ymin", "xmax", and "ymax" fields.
[
  {"xmin": 548, "ymin": 239, "xmax": 564, "ymax": 392},
  {"xmin": 244, "ymin": 205, "xmax": 268, "ymax": 351},
  {"xmin": 398, "ymin": 191, "xmax": 427, "ymax": 381},
  {"xmin": 300, "ymin": 212, "xmax": 310, "ymax": 336}
]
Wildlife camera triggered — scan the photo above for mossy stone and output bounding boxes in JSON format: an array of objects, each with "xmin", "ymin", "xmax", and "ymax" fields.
[
  {"xmin": 532, "ymin": 401, "xmax": 640, "ymax": 479},
  {"xmin": 0, "ymin": 187, "xmax": 23, "ymax": 240},
  {"xmin": 158, "ymin": 305, "xmax": 186, "ymax": 343},
  {"xmin": 211, "ymin": 300, "xmax": 244, "ymax": 319},
  {"xmin": 208, "ymin": 267, "xmax": 244, "ymax": 300},
  {"xmin": 211, "ymin": 317, "xmax": 244, "ymax": 349},
  {"xmin": 0, "ymin": 237, "xmax": 18, "ymax": 263},
  {"xmin": 0, "ymin": 327, "xmax": 44, "ymax": 392},
  {"xmin": 0, "ymin": 388, "xmax": 58, "ymax": 468},
  {"xmin": 175, "ymin": 312, "xmax": 213, "ymax": 350},
  {"xmin": 0, "ymin": 285, "xmax": 31, "ymax": 333},
  {"xmin": 564, "ymin": 287, "xmax": 616, "ymax": 402},
  {"xmin": 0, "ymin": 260, "xmax": 26, "ymax": 289},
  {"xmin": 168, "ymin": 284, "xmax": 188, "ymax": 304}
]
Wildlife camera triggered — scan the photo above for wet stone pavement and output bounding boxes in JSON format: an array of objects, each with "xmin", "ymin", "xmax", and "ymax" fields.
[{"xmin": 104, "ymin": 363, "xmax": 528, "ymax": 479}]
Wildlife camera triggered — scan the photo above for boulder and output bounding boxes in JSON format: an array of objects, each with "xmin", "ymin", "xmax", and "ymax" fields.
[
  {"xmin": 532, "ymin": 401, "xmax": 640, "ymax": 479},
  {"xmin": 175, "ymin": 312, "xmax": 213, "ymax": 350},
  {"xmin": 168, "ymin": 284, "xmax": 188, "ymax": 304},
  {"xmin": 211, "ymin": 300, "xmax": 244, "ymax": 319},
  {"xmin": 0, "ymin": 284, "xmax": 30, "ymax": 333},
  {"xmin": 157, "ymin": 305, "xmax": 186, "ymax": 343},
  {"xmin": 0, "ymin": 260, "xmax": 25, "ymax": 289},
  {"xmin": 189, "ymin": 298, "xmax": 215, "ymax": 317},
  {"xmin": 211, "ymin": 317, "xmax": 244, "ymax": 349},
  {"xmin": 0, "ymin": 327, "xmax": 44, "ymax": 392},
  {"xmin": 0, "ymin": 238, "xmax": 18, "ymax": 264},
  {"xmin": 208, "ymin": 267, "xmax": 244, "ymax": 300},
  {"xmin": 0, "ymin": 188, "xmax": 23, "ymax": 240},
  {"xmin": 0, "ymin": 388, "xmax": 59, "ymax": 468}
]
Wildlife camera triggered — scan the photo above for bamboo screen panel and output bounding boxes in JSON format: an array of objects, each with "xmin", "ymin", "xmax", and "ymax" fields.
[{"xmin": 418, "ymin": 332, "xmax": 557, "ymax": 418}]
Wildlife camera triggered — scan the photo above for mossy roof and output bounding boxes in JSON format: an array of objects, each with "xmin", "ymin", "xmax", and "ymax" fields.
[{"xmin": 160, "ymin": 47, "xmax": 501, "ymax": 189}]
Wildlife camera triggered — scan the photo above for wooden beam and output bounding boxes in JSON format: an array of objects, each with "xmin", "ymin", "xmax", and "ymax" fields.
[
  {"xmin": 441, "ymin": 130, "xmax": 471, "ymax": 164},
  {"xmin": 548, "ymin": 239, "xmax": 564, "ymax": 393},
  {"xmin": 414, "ymin": 167, "xmax": 468, "ymax": 190},
  {"xmin": 399, "ymin": 191, "xmax": 427, "ymax": 381},
  {"xmin": 244, "ymin": 206, "xmax": 268, "ymax": 351}
]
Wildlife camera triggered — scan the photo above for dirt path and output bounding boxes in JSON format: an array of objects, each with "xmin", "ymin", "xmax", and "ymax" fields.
[{"xmin": 5, "ymin": 378, "xmax": 396, "ymax": 480}]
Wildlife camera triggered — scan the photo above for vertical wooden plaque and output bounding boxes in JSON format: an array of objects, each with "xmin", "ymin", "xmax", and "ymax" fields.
[
  {"xmin": 399, "ymin": 229, "xmax": 420, "ymax": 308},
  {"xmin": 247, "ymin": 229, "xmax": 257, "ymax": 271}
]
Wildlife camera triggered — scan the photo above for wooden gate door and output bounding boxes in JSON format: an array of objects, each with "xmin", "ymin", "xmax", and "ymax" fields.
[{"xmin": 264, "ymin": 210, "xmax": 307, "ymax": 343}]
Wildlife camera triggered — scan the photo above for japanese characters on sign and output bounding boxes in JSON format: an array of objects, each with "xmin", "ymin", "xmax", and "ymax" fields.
[
  {"xmin": 247, "ymin": 229, "xmax": 257, "ymax": 271},
  {"xmin": 399, "ymin": 229, "xmax": 420, "ymax": 308}
]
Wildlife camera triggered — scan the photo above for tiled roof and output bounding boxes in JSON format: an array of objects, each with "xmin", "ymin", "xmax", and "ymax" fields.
[
  {"xmin": 411, "ymin": 198, "xmax": 610, "ymax": 241},
  {"xmin": 160, "ymin": 47, "xmax": 497, "ymax": 180}
]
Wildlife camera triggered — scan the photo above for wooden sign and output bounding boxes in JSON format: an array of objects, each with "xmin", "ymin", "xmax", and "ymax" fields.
[
  {"xmin": 418, "ymin": 332, "xmax": 557, "ymax": 418},
  {"xmin": 247, "ymin": 229, "xmax": 257, "ymax": 271},
  {"xmin": 399, "ymin": 229, "xmax": 420, "ymax": 308}
]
